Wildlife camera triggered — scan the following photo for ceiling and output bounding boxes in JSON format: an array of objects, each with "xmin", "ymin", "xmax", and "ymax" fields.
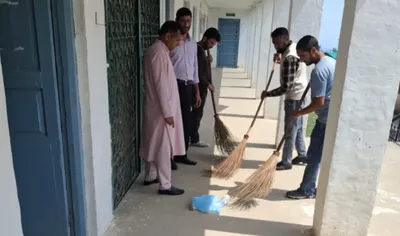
[{"xmin": 204, "ymin": 0, "xmax": 262, "ymax": 9}]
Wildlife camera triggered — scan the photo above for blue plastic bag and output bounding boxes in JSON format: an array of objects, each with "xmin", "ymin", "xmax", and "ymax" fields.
[{"xmin": 191, "ymin": 194, "xmax": 230, "ymax": 215}]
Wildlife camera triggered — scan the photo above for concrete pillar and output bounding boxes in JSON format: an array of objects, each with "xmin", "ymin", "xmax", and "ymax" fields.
[
  {"xmin": 275, "ymin": 0, "xmax": 324, "ymax": 145},
  {"xmin": 264, "ymin": 0, "xmax": 291, "ymax": 120},
  {"xmin": 246, "ymin": 10, "xmax": 256, "ymax": 78},
  {"xmin": 288, "ymin": 0, "xmax": 324, "ymax": 135},
  {"xmin": 250, "ymin": 5, "xmax": 263, "ymax": 89},
  {"xmin": 313, "ymin": 1, "xmax": 400, "ymax": 235},
  {"xmin": 257, "ymin": 0, "xmax": 291, "ymax": 145},
  {"xmin": 255, "ymin": 0, "xmax": 274, "ymax": 99},
  {"xmin": 244, "ymin": 13, "xmax": 252, "ymax": 72},
  {"xmin": 237, "ymin": 15, "xmax": 248, "ymax": 68}
]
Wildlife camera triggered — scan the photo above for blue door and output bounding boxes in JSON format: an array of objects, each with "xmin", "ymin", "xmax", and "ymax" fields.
[
  {"xmin": 0, "ymin": 1, "xmax": 71, "ymax": 235},
  {"xmin": 217, "ymin": 18, "xmax": 240, "ymax": 68}
]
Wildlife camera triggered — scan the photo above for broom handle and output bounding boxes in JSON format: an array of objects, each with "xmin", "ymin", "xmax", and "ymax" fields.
[
  {"xmin": 206, "ymin": 49, "xmax": 219, "ymax": 116},
  {"xmin": 245, "ymin": 61, "xmax": 278, "ymax": 137},
  {"xmin": 276, "ymin": 81, "xmax": 311, "ymax": 152}
]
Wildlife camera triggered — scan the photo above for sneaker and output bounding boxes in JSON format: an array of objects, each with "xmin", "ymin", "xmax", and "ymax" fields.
[
  {"xmin": 276, "ymin": 161, "xmax": 292, "ymax": 171},
  {"xmin": 190, "ymin": 141, "xmax": 210, "ymax": 147},
  {"xmin": 286, "ymin": 189, "xmax": 315, "ymax": 200},
  {"xmin": 292, "ymin": 156, "xmax": 307, "ymax": 165}
]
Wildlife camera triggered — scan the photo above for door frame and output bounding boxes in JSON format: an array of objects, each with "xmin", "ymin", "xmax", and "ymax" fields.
[
  {"xmin": 217, "ymin": 18, "xmax": 241, "ymax": 68},
  {"xmin": 50, "ymin": 0, "xmax": 87, "ymax": 235}
]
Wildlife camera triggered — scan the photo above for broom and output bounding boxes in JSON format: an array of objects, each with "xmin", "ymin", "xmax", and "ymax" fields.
[
  {"xmin": 229, "ymin": 82, "xmax": 311, "ymax": 207},
  {"xmin": 206, "ymin": 49, "xmax": 238, "ymax": 155},
  {"xmin": 211, "ymin": 61, "xmax": 278, "ymax": 179}
]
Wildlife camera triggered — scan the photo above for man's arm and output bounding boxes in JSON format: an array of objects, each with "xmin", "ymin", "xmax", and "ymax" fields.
[
  {"xmin": 296, "ymin": 97, "xmax": 325, "ymax": 116},
  {"xmin": 197, "ymin": 45, "xmax": 210, "ymax": 86},
  {"xmin": 295, "ymin": 69, "xmax": 327, "ymax": 116},
  {"xmin": 151, "ymin": 52, "xmax": 172, "ymax": 118},
  {"xmin": 266, "ymin": 56, "xmax": 299, "ymax": 97},
  {"xmin": 193, "ymin": 43, "xmax": 200, "ymax": 84}
]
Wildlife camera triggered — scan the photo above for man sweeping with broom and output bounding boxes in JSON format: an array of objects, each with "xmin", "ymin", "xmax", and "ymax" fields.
[
  {"xmin": 189, "ymin": 27, "xmax": 221, "ymax": 148},
  {"xmin": 261, "ymin": 27, "xmax": 308, "ymax": 171},
  {"xmin": 286, "ymin": 35, "xmax": 336, "ymax": 199}
]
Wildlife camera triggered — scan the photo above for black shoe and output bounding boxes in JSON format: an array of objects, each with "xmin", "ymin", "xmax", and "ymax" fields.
[
  {"xmin": 174, "ymin": 156, "xmax": 197, "ymax": 165},
  {"xmin": 292, "ymin": 156, "xmax": 307, "ymax": 165},
  {"xmin": 276, "ymin": 161, "xmax": 292, "ymax": 171},
  {"xmin": 171, "ymin": 159, "xmax": 178, "ymax": 170},
  {"xmin": 158, "ymin": 186, "xmax": 185, "ymax": 196},
  {"xmin": 286, "ymin": 189, "xmax": 315, "ymax": 200},
  {"xmin": 143, "ymin": 179, "xmax": 159, "ymax": 186}
]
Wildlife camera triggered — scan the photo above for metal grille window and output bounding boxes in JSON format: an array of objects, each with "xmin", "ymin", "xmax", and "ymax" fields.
[{"xmin": 105, "ymin": 0, "xmax": 160, "ymax": 209}]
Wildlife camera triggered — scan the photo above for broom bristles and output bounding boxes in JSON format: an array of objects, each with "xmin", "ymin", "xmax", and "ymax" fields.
[
  {"xmin": 230, "ymin": 151, "xmax": 280, "ymax": 205},
  {"xmin": 214, "ymin": 115, "xmax": 238, "ymax": 155},
  {"xmin": 211, "ymin": 137, "xmax": 248, "ymax": 179}
]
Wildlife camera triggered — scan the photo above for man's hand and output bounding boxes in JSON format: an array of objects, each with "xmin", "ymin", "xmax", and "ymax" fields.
[
  {"xmin": 292, "ymin": 110, "xmax": 302, "ymax": 119},
  {"xmin": 207, "ymin": 54, "xmax": 213, "ymax": 63},
  {"xmin": 208, "ymin": 84, "xmax": 215, "ymax": 93},
  {"xmin": 261, "ymin": 90, "xmax": 268, "ymax": 99},
  {"xmin": 164, "ymin": 117, "xmax": 175, "ymax": 128},
  {"xmin": 274, "ymin": 53, "xmax": 281, "ymax": 64},
  {"xmin": 194, "ymin": 94, "xmax": 202, "ymax": 108}
]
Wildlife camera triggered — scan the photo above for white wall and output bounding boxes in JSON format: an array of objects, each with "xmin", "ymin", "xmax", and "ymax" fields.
[
  {"xmin": 208, "ymin": 8, "xmax": 248, "ymax": 68},
  {"xmin": 0, "ymin": 59, "xmax": 24, "ymax": 236},
  {"xmin": 73, "ymin": 0, "xmax": 113, "ymax": 235}
]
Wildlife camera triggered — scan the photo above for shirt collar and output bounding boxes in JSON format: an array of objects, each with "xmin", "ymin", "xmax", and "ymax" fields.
[{"xmin": 283, "ymin": 41, "xmax": 293, "ymax": 54}]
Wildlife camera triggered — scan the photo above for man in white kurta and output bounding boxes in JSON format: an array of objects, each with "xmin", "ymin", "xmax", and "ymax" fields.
[{"xmin": 139, "ymin": 21, "xmax": 185, "ymax": 196}]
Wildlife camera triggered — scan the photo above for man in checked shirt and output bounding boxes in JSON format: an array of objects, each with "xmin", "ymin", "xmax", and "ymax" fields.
[{"xmin": 261, "ymin": 27, "xmax": 308, "ymax": 171}]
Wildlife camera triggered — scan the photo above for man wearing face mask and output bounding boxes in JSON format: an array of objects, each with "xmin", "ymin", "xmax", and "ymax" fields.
[
  {"xmin": 190, "ymin": 27, "xmax": 221, "ymax": 148},
  {"xmin": 170, "ymin": 7, "xmax": 201, "ymax": 169},
  {"xmin": 261, "ymin": 27, "xmax": 308, "ymax": 171}
]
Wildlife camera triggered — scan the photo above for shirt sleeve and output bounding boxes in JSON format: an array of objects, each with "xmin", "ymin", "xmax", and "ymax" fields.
[
  {"xmin": 310, "ymin": 66, "xmax": 328, "ymax": 99},
  {"xmin": 150, "ymin": 52, "xmax": 173, "ymax": 118},
  {"xmin": 197, "ymin": 45, "xmax": 210, "ymax": 85},
  {"xmin": 266, "ymin": 56, "xmax": 299, "ymax": 97},
  {"xmin": 193, "ymin": 42, "xmax": 199, "ymax": 84}
]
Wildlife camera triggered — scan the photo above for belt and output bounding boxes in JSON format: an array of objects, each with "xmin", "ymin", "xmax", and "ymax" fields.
[{"xmin": 177, "ymin": 79, "xmax": 193, "ymax": 85}]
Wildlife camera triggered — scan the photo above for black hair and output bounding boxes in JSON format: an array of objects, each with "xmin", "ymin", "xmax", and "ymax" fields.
[
  {"xmin": 203, "ymin": 27, "xmax": 221, "ymax": 42},
  {"xmin": 271, "ymin": 27, "xmax": 289, "ymax": 38},
  {"xmin": 176, "ymin": 7, "xmax": 192, "ymax": 20},
  {"xmin": 296, "ymin": 35, "xmax": 320, "ymax": 51},
  {"xmin": 159, "ymin": 20, "xmax": 181, "ymax": 36}
]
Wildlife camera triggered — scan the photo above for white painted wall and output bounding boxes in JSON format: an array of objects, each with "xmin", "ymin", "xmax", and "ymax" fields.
[
  {"xmin": 73, "ymin": 0, "xmax": 113, "ymax": 235},
  {"xmin": 208, "ymin": 8, "xmax": 248, "ymax": 68},
  {"xmin": 0, "ymin": 59, "xmax": 23, "ymax": 236}
]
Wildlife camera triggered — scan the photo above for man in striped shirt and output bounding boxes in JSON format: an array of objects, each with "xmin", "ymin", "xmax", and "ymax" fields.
[{"xmin": 261, "ymin": 27, "xmax": 308, "ymax": 171}]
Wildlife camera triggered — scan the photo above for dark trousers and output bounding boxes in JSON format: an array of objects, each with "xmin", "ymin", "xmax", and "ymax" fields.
[
  {"xmin": 190, "ymin": 84, "xmax": 208, "ymax": 143},
  {"xmin": 174, "ymin": 80, "xmax": 193, "ymax": 158}
]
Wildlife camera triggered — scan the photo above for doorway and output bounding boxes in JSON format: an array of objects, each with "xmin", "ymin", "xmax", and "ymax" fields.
[
  {"xmin": 217, "ymin": 18, "xmax": 241, "ymax": 68},
  {"xmin": 0, "ymin": 0, "xmax": 85, "ymax": 235}
]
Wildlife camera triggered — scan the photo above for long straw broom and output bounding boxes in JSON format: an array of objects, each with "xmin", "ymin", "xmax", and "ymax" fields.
[
  {"xmin": 211, "ymin": 61, "xmax": 278, "ymax": 179},
  {"xmin": 229, "ymin": 82, "xmax": 311, "ymax": 207},
  {"xmin": 206, "ymin": 49, "xmax": 237, "ymax": 155}
]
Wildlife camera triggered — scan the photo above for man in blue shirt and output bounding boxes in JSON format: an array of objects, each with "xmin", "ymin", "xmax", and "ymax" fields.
[{"xmin": 286, "ymin": 35, "xmax": 336, "ymax": 199}]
